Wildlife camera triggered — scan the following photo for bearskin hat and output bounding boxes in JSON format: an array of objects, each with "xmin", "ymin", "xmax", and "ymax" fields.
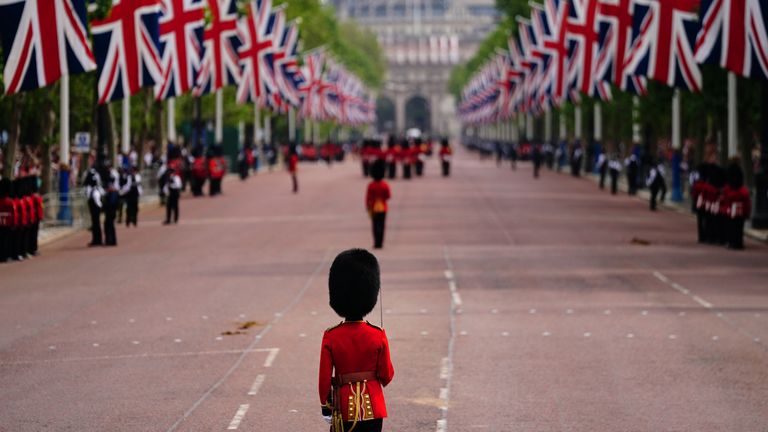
[
  {"xmin": 0, "ymin": 179, "xmax": 9, "ymax": 198},
  {"xmin": 328, "ymin": 249, "xmax": 380, "ymax": 320},
  {"xmin": 371, "ymin": 159, "xmax": 386, "ymax": 181},
  {"xmin": 727, "ymin": 161, "xmax": 744, "ymax": 189}
]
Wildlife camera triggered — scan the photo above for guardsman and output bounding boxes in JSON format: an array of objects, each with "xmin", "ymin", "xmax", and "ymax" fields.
[
  {"xmin": 163, "ymin": 166, "xmax": 182, "ymax": 225},
  {"xmin": 401, "ymin": 141, "xmax": 413, "ymax": 180},
  {"xmin": 0, "ymin": 179, "xmax": 14, "ymax": 262},
  {"xmin": 596, "ymin": 152, "xmax": 607, "ymax": 189},
  {"xmin": 646, "ymin": 158, "xmax": 667, "ymax": 211},
  {"xmin": 385, "ymin": 137, "xmax": 398, "ymax": 180},
  {"xmin": 723, "ymin": 160, "xmax": 751, "ymax": 250},
  {"xmin": 288, "ymin": 146, "xmax": 299, "ymax": 194},
  {"xmin": 366, "ymin": 159, "xmax": 391, "ymax": 249},
  {"xmin": 690, "ymin": 163, "xmax": 709, "ymax": 243},
  {"xmin": 208, "ymin": 147, "xmax": 226, "ymax": 196},
  {"xmin": 608, "ymin": 155, "xmax": 622, "ymax": 195},
  {"xmin": 121, "ymin": 165, "xmax": 142, "ymax": 227},
  {"xmin": 102, "ymin": 163, "xmax": 120, "ymax": 246},
  {"xmin": 361, "ymin": 140, "xmax": 372, "ymax": 177},
  {"xmin": 13, "ymin": 178, "xmax": 28, "ymax": 260},
  {"xmin": 190, "ymin": 148, "xmax": 208, "ymax": 197},
  {"xmin": 414, "ymin": 138, "xmax": 426, "ymax": 177},
  {"xmin": 708, "ymin": 164, "xmax": 727, "ymax": 244},
  {"xmin": 29, "ymin": 177, "xmax": 43, "ymax": 256},
  {"xmin": 84, "ymin": 166, "xmax": 103, "ymax": 247},
  {"xmin": 319, "ymin": 249, "xmax": 395, "ymax": 432},
  {"xmin": 439, "ymin": 138, "xmax": 453, "ymax": 177}
]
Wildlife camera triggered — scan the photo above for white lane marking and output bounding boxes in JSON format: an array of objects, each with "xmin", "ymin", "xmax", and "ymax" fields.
[
  {"xmin": 90, "ymin": 321, "xmax": 97, "ymax": 325},
  {"xmin": 491, "ymin": 309, "xmax": 498, "ymax": 314},
  {"xmin": 583, "ymin": 332, "xmax": 592, "ymax": 338},
  {"xmin": 653, "ymin": 271, "xmax": 669, "ymax": 283},
  {"xmin": 421, "ymin": 331, "xmax": 429, "ymax": 336},
  {"xmin": 678, "ymin": 312, "xmax": 686, "ymax": 317},
  {"xmin": 436, "ymin": 419, "xmax": 447, "ymax": 432},
  {"xmin": 247, "ymin": 374, "xmax": 266, "ymax": 396},
  {"xmin": 566, "ymin": 309, "xmax": 574, "ymax": 315},
  {"xmin": 227, "ymin": 404, "xmax": 250, "ymax": 430},
  {"xmin": 448, "ymin": 280, "xmax": 457, "ymax": 293},
  {"xmin": 311, "ymin": 311, "xmax": 318, "ymax": 316},
  {"xmin": 459, "ymin": 331, "xmax": 468, "ymax": 336},
  {"xmin": 239, "ymin": 314, "xmax": 246, "ymax": 319},
  {"xmin": 603, "ymin": 310, "xmax": 611, "ymax": 315},
  {"xmin": 501, "ymin": 332, "xmax": 509, "ymax": 337},
  {"xmin": 263, "ymin": 348, "xmax": 279, "ymax": 367},
  {"xmin": 48, "ymin": 346, "xmax": 56, "ymax": 350},
  {"xmin": 440, "ymin": 357, "xmax": 451, "ymax": 380},
  {"xmin": 542, "ymin": 331, "xmax": 551, "ymax": 337},
  {"xmin": 299, "ymin": 333, "xmax": 306, "ymax": 338},
  {"xmin": 1, "ymin": 348, "xmax": 281, "ymax": 366},
  {"xmin": 444, "ymin": 270, "xmax": 454, "ymax": 280},
  {"xmin": 202, "ymin": 316, "xmax": 208, "ymax": 320},
  {"xmin": 712, "ymin": 336, "xmax": 719, "ymax": 341},
  {"xmin": 626, "ymin": 333, "xmax": 635, "ymax": 339},
  {"xmin": 669, "ymin": 334, "xmax": 677, "ymax": 340},
  {"xmin": 385, "ymin": 309, "xmax": 392, "ymax": 314},
  {"xmin": 420, "ymin": 308, "xmax": 428, "ymax": 314},
  {"xmin": 439, "ymin": 387, "xmax": 449, "ymax": 407},
  {"xmin": 671, "ymin": 283, "xmax": 690, "ymax": 295},
  {"xmin": 641, "ymin": 310, "xmax": 649, "ymax": 316},
  {"xmin": 128, "ymin": 318, "xmax": 136, "ymax": 323},
  {"xmin": 289, "ymin": 409, "xmax": 298, "ymax": 413},
  {"xmin": 174, "ymin": 339, "xmax": 182, "ymax": 343},
  {"xmin": 529, "ymin": 309, "xmax": 537, "ymax": 314},
  {"xmin": 132, "ymin": 341, "xmax": 140, "ymax": 345},
  {"xmin": 215, "ymin": 336, "xmax": 223, "ymax": 341},
  {"xmin": 692, "ymin": 296, "xmax": 713, "ymax": 309},
  {"xmin": 165, "ymin": 251, "xmax": 331, "ymax": 432},
  {"xmin": 451, "ymin": 292, "xmax": 463, "ymax": 307}
]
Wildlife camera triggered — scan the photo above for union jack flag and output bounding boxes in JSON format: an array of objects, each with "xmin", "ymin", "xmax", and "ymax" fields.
[
  {"xmin": 495, "ymin": 49, "xmax": 523, "ymax": 120},
  {"xmin": 194, "ymin": 0, "xmax": 240, "ymax": 96},
  {"xmin": 299, "ymin": 49, "xmax": 326, "ymax": 120},
  {"xmin": 695, "ymin": 0, "xmax": 768, "ymax": 80},
  {"xmin": 566, "ymin": 0, "xmax": 612, "ymax": 100},
  {"xmin": 273, "ymin": 21, "xmax": 304, "ymax": 108},
  {"xmin": 597, "ymin": 0, "xmax": 647, "ymax": 95},
  {"xmin": 540, "ymin": 0, "xmax": 571, "ymax": 107},
  {"xmin": 236, "ymin": 0, "xmax": 279, "ymax": 105},
  {"xmin": 0, "ymin": 0, "xmax": 96, "ymax": 95},
  {"xmin": 624, "ymin": 0, "xmax": 702, "ymax": 92},
  {"xmin": 91, "ymin": 0, "xmax": 163, "ymax": 104},
  {"xmin": 154, "ymin": 0, "xmax": 205, "ymax": 100}
]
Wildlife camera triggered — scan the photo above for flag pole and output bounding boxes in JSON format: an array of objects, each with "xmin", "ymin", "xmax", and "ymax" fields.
[
  {"xmin": 59, "ymin": 74, "xmax": 72, "ymax": 223},
  {"xmin": 122, "ymin": 95, "xmax": 130, "ymax": 164},
  {"xmin": 727, "ymin": 71, "xmax": 738, "ymax": 157},
  {"xmin": 288, "ymin": 107, "xmax": 296, "ymax": 143},
  {"xmin": 671, "ymin": 89, "xmax": 683, "ymax": 202},
  {"xmin": 167, "ymin": 97, "xmax": 177, "ymax": 144},
  {"xmin": 215, "ymin": 89, "xmax": 223, "ymax": 146}
]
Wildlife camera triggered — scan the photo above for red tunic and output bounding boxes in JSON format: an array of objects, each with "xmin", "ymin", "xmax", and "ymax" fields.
[
  {"xmin": 722, "ymin": 185, "xmax": 751, "ymax": 219},
  {"xmin": 24, "ymin": 195, "xmax": 36, "ymax": 224},
  {"xmin": 15, "ymin": 198, "xmax": 28, "ymax": 227},
  {"xmin": 288, "ymin": 154, "xmax": 299, "ymax": 173},
  {"xmin": 319, "ymin": 321, "xmax": 394, "ymax": 421},
  {"xmin": 439, "ymin": 146, "xmax": 453, "ymax": 161},
  {"xmin": 191, "ymin": 157, "xmax": 208, "ymax": 179},
  {"xmin": 0, "ymin": 197, "xmax": 15, "ymax": 228},
  {"xmin": 366, "ymin": 180, "xmax": 391, "ymax": 213},
  {"xmin": 209, "ymin": 157, "xmax": 226, "ymax": 179},
  {"xmin": 34, "ymin": 194, "xmax": 43, "ymax": 224}
]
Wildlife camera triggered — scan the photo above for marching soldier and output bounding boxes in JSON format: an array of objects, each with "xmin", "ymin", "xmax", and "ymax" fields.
[
  {"xmin": 208, "ymin": 147, "xmax": 226, "ymax": 196},
  {"xmin": 288, "ymin": 146, "xmax": 299, "ymax": 194},
  {"xmin": 439, "ymin": 138, "xmax": 453, "ymax": 177},
  {"xmin": 366, "ymin": 159, "xmax": 391, "ymax": 249},
  {"xmin": 625, "ymin": 153, "xmax": 639, "ymax": 195},
  {"xmin": 13, "ymin": 178, "xmax": 28, "ymax": 259},
  {"xmin": 190, "ymin": 148, "xmax": 208, "ymax": 197},
  {"xmin": 29, "ymin": 177, "xmax": 43, "ymax": 256},
  {"xmin": 691, "ymin": 164, "xmax": 710, "ymax": 243},
  {"xmin": 414, "ymin": 138, "xmax": 426, "ymax": 177},
  {"xmin": 646, "ymin": 158, "xmax": 667, "ymax": 211},
  {"xmin": 723, "ymin": 160, "xmax": 751, "ymax": 250},
  {"xmin": 319, "ymin": 249, "xmax": 395, "ymax": 432},
  {"xmin": 532, "ymin": 143, "xmax": 543, "ymax": 179},
  {"xmin": 0, "ymin": 179, "xmax": 14, "ymax": 262},
  {"xmin": 401, "ymin": 141, "xmax": 413, "ymax": 180},
  {"xmin": 385, "ymin": 137, "xmax": 399, "ymax": 180}
]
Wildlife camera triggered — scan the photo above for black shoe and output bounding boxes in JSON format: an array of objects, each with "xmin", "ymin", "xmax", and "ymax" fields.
[
  {"xmin": 163, "ymin": 221, "xmax": 171, "ymax": 225},
  {"xmin": 87, "ymin": 242, "xmax": 103, "ymax": 247}
]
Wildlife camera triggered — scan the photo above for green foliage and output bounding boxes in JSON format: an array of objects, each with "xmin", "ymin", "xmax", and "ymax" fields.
[
  {"xmin": 448, "ymin": 17, "xmax": 515, "ymax": 98},
  {"xmin": 495, "ymin": 0, "xmax": 530, "ymax": 21}
]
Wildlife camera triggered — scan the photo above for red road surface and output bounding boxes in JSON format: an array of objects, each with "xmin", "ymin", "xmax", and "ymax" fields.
[{"xmin": 1, "ymin": 148, "xmax": 767, "ymax": 431}]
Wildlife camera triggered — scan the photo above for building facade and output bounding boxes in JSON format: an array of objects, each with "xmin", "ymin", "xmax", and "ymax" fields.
[{"xmin": 330, "ymin": 0, "xmax": 499, "ymax": 137}]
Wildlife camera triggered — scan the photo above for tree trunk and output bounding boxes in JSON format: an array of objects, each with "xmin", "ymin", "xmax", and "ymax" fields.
[
  {"xmin": 154, "ymin": 98, "xmax": 165, "ymax": 156},
  {"xmin": 2, "ymin": 93, "xmax": 25, "ymax": 179}
]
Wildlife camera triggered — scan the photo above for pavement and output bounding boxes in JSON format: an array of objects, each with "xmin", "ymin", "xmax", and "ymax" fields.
[{"xmin": 1, "ymin": 149, "xmax": 767, "ymax": 431}]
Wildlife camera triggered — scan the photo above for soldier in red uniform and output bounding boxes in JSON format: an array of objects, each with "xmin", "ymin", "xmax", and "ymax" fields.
[
  {"xmin": 208, "ymin": 147, "xmax": 226, "ymax": 196},
  {"xmin": 723, "ymin": 161, "xmax": 752, "ymax": 250},
  {"xmin": 28, "ymin": 177, "xmax": 43, "ymax": 256},
  {"xmin": 190, "ymin": 148, "xmax": 208, "ymax": 197},
  {"xmin": 13, "ymin": 178, "xmax": 28, "ymax": 260},
  {"xmin": 0, "ymin": 179, "xmax": 15, "ymax": 262},
  {"xmin": 384, "ymin": 137, "xmax": 399, "ymax": 180},
  {"xmin": 319, "ymin": 249, "xmax": 394, "ymax": 432},
  {"xmin": 288, "ymin": 146, "xmax": 299, "ymax": 193},
  {"xmin": 366, "ymin": 159, "xmax": 391, "ymax": 249},
  {"xmin": 401, "ymin": 141, "xmax": 413, "ymax": 180},
  {"xmin": 439, "ymin": 138, "xmax": 453, "ymax": 177}
]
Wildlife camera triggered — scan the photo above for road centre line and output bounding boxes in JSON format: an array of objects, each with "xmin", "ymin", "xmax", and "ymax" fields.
[
  {"xmin": 263, "ymin": 348, "xmax": 279, "ymax": 367},
  {"xmin": 0, "ymin": 348, "xmax": 280, "ymax": 366},
  {"xmin": 227, "ymin": 404, "xmax": 250, "ymax": 430},
  {"xmin": 165, "ymin": 250, "xmax": 331, "ymax": 432},
  {"xmin": 652, "ymin": 270, "xmax": 766, "ymax": 351},
  {"xmin": 247, "ymin": 375, "xmax": 266, "ymax": 396},
  {"xmin": 438, "ymin": 248, "xmax": 459, "ymax": 432}
]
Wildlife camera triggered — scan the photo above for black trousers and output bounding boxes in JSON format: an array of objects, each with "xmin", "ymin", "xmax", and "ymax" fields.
[
  {"xmin": 291, "ymin": 174, "xmax": 298, "ymax": 193},
  {"xmin": 191, "ymin": 177, "xmax": 205, "ymax": 197},
  {"xmin": 125, "ymin": 196, "xmax": 139, "ymax": 226},
  {"xmin": 362, "ymin": 161, "xmax": 370, "ymax": 177},
  {"xmin": 649, "ymin": 181, "xmax": 667, "ymax": 211},
  {"xmin": 210, "ymin": 178, "xmax": 222, "ymax": 196},
  {"xmin": 387, "ymin": 162, "xmax": 396, "ymax": 179},
  {"xmin": 415, "ymin": 161, "xmax": 424, "ymax": 176},
  {"xmin": 627, "ymin": 172, "xmax": 637, "ymax": 195},
  {"xmin": 599, "ymin": 167, "xmax": 607, "ymax": 189},
  {"xmin": 402, "ymin": 164, "xmax": 412, "ymax": 179},
  {"xmin": 696, "ymin": 211, "xmax": 706, "ymax": 243},
  {"xmin": 104, "ymin": 206, "xmax": 117, "ymax": 246},
  {"xmin": 610, "ymin": 171, "xmax": 619, "ymax": 194},
  {"xmin": 372, "ymin": 212, "xmax": 386, "ymax": 249},
  {"xmin": 336, "ymin": 419, "xmax": 383, "ymax": 432},
  {"xmin": 442, "ymin": 161, "xmax": 450, "ymax": 177},
  {"xmin": 88, "ymin": 200, "xmax": 102, "ymax": 245},
  {"xmin": 533, "ymin": 161, "xmax": 541, "ymax": 178},
  {"xmin": 727, "ymin": 218, "xmax": 745, "ymax": 249},
  {"xmin": 0, "ymin": 227, "xmax": 9, "ymax": 262},
  {"xmin": 30, "ymin": 222, "xmax": 39, "ymax": 255},
  {"xmin": 166, "ymin": 191, "xmax": 179, "ymax": 223}
]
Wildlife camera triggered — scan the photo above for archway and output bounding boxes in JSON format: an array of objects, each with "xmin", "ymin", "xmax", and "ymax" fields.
[
  {"xmin": 376, "ymin": 97, "xmax": 395, "ymax": 134},
  {"xmin": 405, "ymin": 96, "xmax": 431, "ymax": 134}
]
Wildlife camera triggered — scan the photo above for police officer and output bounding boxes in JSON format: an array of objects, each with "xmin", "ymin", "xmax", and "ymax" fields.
[
  {"xmin": 532, "ymin": 143, "xmax": 543, "ymax": 179},
  {"xmin": 121, "ymin": 165, "xmax": 142, "ymax": 227},
  {"xmin": 164, "ymin": 166, "xmax": 182, "ymax": 224},
  {"xmin": 625, "ymin": 154, "xmax": 639, "ymax": 195},
  {"xmin": 608, "ymin": 154, "xmax": 622, "ymax": 195},
  {"xmin": 84, "ymin": 166, "xmax": 103, "ymax": 247},
  {"xmin": 596, "ymin": 152, "xmax": 607, "ymax": 189},
  {"xmin": 102, "ymin": 162, "xmax": 120, "ymax": 246},
  {"xmin": 646, "ymin": 158, "xmax": 667, "ymax": 211}
]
